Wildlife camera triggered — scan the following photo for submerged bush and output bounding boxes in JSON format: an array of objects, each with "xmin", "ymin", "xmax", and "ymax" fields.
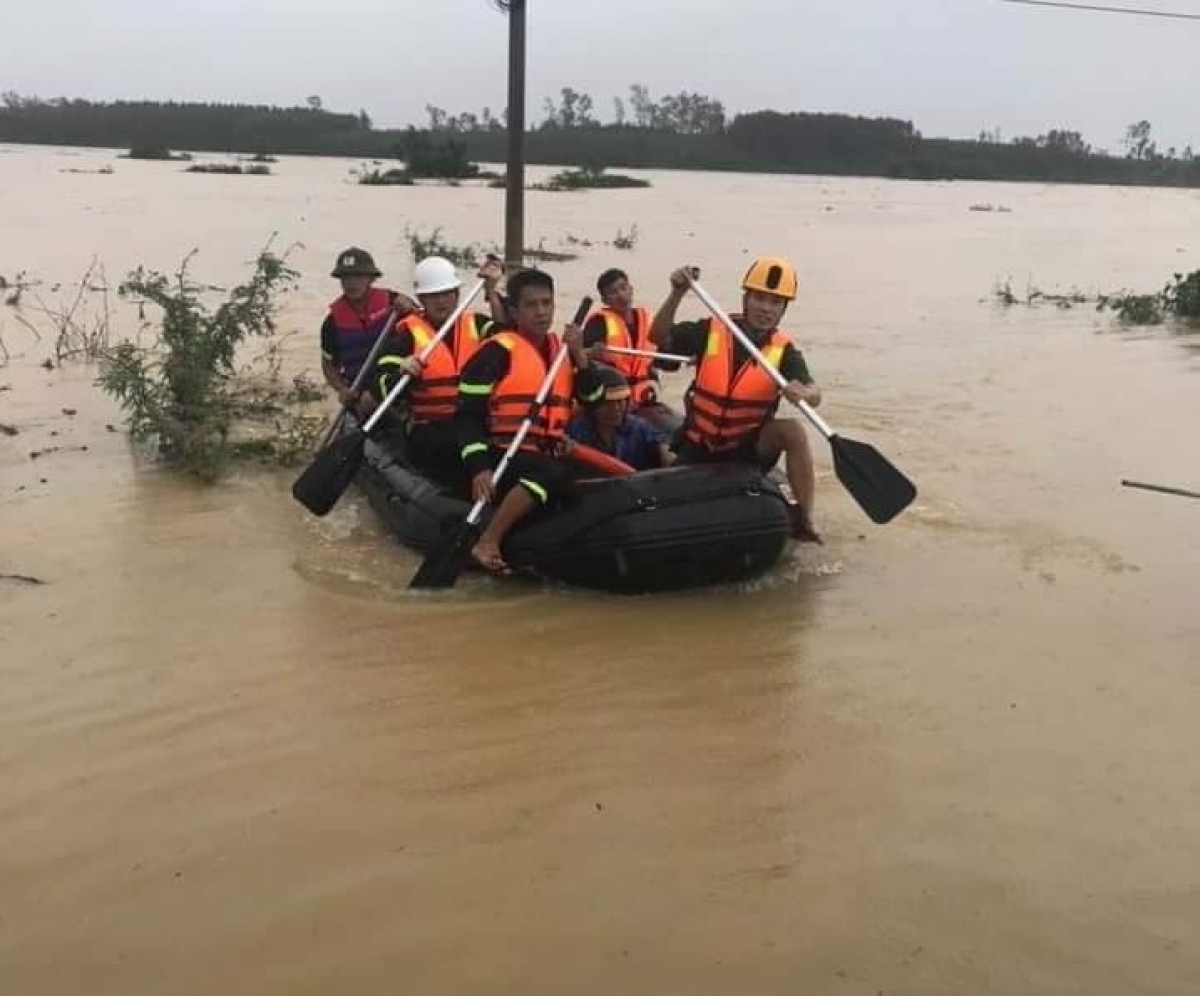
[
  {"xmin": 98, "ymin": 246, "xmax": 323, "ymax": 481},
  {"xmin": 535, "ymin": 165, "xmax": 651, "ymax": 191},
  {"xmin": 403, "ymin": 226, "xmax": 492, "ymax": 268},
  {"xmin": 124, "ymin": 144, "xmax": 191, "ymax": 161},
  {"xmin": 358, "ymin": 166, "xmax": 413, "ymax": 186},
  {"xmin": 1162, "ymin": 269, "xmax": 1200, "ymax": 319},
  {"xmin": 996, "ymin": 269, "xmax": 1200, "ymax": 327},
  {"xmin": 185, "ymin": 162, "xmax": 272, "ymax": 175},
  {"xmin": 1098, "ymin": 271, "xmax": 1200, "ymax": 325}
]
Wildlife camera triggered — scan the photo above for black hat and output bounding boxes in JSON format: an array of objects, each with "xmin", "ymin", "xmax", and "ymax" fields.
[
  {"xmin": 587, "ymin": 363, "xmax": 632, "ymax": 403},
  {"xmin": 331, "ymin": 247, "xmax": 382, "ymax": 278}
]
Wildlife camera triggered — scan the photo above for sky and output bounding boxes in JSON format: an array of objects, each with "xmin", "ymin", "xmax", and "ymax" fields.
[{"xmin": 4, "ymin": 0, "xmax": 1199, "ymax": 152}]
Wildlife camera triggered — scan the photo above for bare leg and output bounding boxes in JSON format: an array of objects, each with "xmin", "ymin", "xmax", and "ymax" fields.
[
  {"xmin": 757, "ymin": 419, "xmax": 821, "ymax": 543},
  {"xmin": 471, "ymin": 485, "xmax": 537, "ymax": 572}
]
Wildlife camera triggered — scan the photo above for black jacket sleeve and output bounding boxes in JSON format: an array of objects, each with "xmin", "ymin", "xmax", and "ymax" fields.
[
  {"xmin": 780, "ymin": 344, "xmax": 814, "ymax": 385},
  {"xmin": 370, "ymin": 328, "xmax": 417, "ymax": 401},
  {"xmin": 582, "ymin": 314, "xmax": 607, "ymax": 349},
  {"xmin": 667, "ymin": 319, "xmax": 710, "ymax": 358},
  {"xmin": 320, "ymin": 315, "xmax": 339, "ymax": 364},
  {"xmin": 455, "ymin": 340, "xmax": 512, "ymax": 478}
]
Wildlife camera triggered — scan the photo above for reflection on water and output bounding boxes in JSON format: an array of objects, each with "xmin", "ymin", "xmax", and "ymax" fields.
[{"xmin": 1, "ymin": 144, "xmax": 1198, "ymax": 995}]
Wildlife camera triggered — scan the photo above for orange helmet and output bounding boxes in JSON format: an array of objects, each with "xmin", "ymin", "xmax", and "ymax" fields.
[{"xmin": 742, "ymin": 256, "xmax": 798, "ymax": 301}]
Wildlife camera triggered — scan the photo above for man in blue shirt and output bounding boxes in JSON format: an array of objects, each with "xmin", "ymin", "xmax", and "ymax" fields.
[{"xmin": 567, "ymin": 365, "xmax": 675, "ymax": 472}]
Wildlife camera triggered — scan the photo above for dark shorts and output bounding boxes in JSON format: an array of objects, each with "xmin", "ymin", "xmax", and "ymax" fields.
[
  {"xmin": 672, "ymin": 435, "xmax": 776, "ymax": 472},
  {"xmin": 489, "ymin": 446, "xmax": 571, "ymax": 507},
  {"xmin": 405, "ymin": 420, "xmax": 461, "ymax": 476}
]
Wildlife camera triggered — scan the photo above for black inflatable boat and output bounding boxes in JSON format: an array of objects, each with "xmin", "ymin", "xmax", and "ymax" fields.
[{"xmin": 355, "ymin": 415, "xmax": 793, "ymax": 593}]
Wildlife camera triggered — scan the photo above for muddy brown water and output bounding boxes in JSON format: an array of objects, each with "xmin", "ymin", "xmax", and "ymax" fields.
[{"xmin": 2, "ymin": 145, "xmax": 1198, "ymax": 994}]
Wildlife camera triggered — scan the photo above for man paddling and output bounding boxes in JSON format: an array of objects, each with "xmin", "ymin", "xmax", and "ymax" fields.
[
  {"xmin": 320, "ymin": 247, "xmax": 415, "ymax": 419},
  {"xmin": 583, "ymin": 267, "xmax": 679, "ymax": 412},
  {"xmin": 650, "ymin": 256, "xmax": 824, "ymax": 543},
  {"xmin": 455, "ymin": 269, "xmax": 599, "ymax": 573},
  {"xmin": 371, "ymin": 255, "xmax": 505, "ymax": 476}
]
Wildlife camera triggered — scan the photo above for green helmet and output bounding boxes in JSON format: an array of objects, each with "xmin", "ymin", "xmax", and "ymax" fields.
[{"xmin": 331, "ymin": 247, "xmax": 382, "ymax": 278}]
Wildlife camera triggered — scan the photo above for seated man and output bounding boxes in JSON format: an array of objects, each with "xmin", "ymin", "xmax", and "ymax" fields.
[
  {"xmin": 650, "ymin": 256, "xmax": 823, "ymax": 543},
  {"xmin": 566, "ymin": 365, "xmax": 674, "ymax": 472},
  {"xmin": 582, "ymin": 267, "xmax": 680, "ymax": 411},
  {"xmin": 455, "ymin": 268, "xmax": 598, "ymax": 573},
  {"xmin": 372, "ymin": 255, "xmax": 504, "ymax": 476}
]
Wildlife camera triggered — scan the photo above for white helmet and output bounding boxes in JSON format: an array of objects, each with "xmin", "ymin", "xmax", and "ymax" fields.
[{"xmin": 413, "ymin": 256, "xmax": 461, "ymax": 296}]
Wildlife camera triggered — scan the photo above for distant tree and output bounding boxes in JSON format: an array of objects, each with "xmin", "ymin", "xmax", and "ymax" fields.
[
  {"xmin": 654, "ymin": 90, "xmax": 725, "ymax": 135},
  {"xmin": 1124, "ymin": 120, "xmax": 1153, "ymax": 160},
  {"xmin": 357, "ymin": 109, "xmax": 372, "ymax": 131},
  {"xmin": 306, "ymin": 95, "xmax": 323, "ymax": 112},
  {"xmin": 541, "ymin": 87, "xmax": 596, "ymax": 130},
  {"xmin": 1038, "ymin": 129, "xmax": 1090, "ymax": 157},
  {"xmin": 613, "ymin": 96, "xmax": 626, "ymax": 127},
  {"xmin": 628, "ymin": 84, "xmax": 655, "ymax": 127},
  {"xmin": 426, "ymin": 104, "xmax": 448, "ymax": 131},
  {"xmin": 398, "ymin": 126, "xmax": 480, "ymax": 178}
]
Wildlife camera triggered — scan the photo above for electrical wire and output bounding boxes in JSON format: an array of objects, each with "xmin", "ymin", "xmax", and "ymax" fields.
[{"xmin": 1000, "ymin": 0, "xmax": 1200, "ymax": 21}]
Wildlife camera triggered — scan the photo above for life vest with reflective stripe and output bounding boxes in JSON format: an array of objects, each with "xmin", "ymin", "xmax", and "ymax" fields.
[
  {"xmin": 327, "ymin": 288, "xmax": 393, "ymax": 380},
  {"xmin": 488, "ymin": 332, "xmax": 573, "ymax": 449},
  {"xmin": 400, "ymin": 311, "xmax": 485, "ymax": 421},
  {"xmin": 599, "ymin": 306, "xmax": 657, "ymax": 404},
  {"xmin": 682, "ymin": 318, "xmax": 789, "ymax": 452}
]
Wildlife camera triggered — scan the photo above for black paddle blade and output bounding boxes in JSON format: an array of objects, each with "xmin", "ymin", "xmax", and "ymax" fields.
[
  {"xmin": 290, "ymin": 430, "xmax": 367, "ymax": 516},
  {"xmin": 409, "ymin": 519, "xmax": 483, "ymax": 589},
  {"xmin": 830, "ymin": 435, "xmax": 917, "ymax": 524}
]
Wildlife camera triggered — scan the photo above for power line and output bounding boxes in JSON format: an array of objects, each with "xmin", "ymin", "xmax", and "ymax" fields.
[{"xmin": 1000, "ymin": 0, "xmax": 1200, "ymax": 20}]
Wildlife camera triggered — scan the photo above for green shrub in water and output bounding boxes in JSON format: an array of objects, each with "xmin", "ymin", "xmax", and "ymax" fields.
[{"xmin": 98, "ymin": 246, "xmax": 323, "ymax": 481}]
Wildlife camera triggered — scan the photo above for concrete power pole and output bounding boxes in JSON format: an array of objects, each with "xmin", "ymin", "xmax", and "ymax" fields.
[{"xmin": 498, "ymin": 0, "xmax": 526, "ymax": 273}]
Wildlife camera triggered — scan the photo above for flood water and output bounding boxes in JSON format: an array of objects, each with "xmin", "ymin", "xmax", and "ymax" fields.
[{"xmin": 2, "ymin": 144, "xmax": 1198, "ymax": 995}]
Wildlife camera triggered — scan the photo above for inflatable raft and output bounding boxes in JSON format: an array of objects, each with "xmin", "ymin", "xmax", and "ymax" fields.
[{"xmin": 356, "ymin": 410, "xmax": 793, "ymax": 594}]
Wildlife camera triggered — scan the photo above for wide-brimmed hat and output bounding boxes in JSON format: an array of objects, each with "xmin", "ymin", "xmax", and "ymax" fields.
[{"xmin": 331, "ymin": 247, "xmax": 382, "ymax": 278}]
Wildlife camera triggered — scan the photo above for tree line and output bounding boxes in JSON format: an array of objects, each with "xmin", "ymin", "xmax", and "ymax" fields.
[{"xmin": 2, "ymin": 87, "xmax": 1198, "ymax": 188}]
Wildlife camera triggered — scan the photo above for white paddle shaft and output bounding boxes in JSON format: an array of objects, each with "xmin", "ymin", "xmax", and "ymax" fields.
[{"xmin": 687, "ymin": 277, "xmax": 835, "ymax": 441}]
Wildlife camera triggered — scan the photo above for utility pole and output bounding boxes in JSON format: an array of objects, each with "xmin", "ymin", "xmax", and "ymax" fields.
[{"xmin": 499, "ymin": 0, "xmax": 527, "ymax": 272}]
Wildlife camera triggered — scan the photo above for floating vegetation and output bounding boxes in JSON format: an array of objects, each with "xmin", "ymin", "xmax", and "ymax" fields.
[
  {"xmin": 534, "ymin": 166, "xmax": 651, "ymax": 191},
  {"xmin": 994, "ymin": 269, "xmax": 1200, "ymax": 325},
  {"xmin": 358, "ymin": 167, "xmax": 413, "ymax": 186},
  {"xmin": 186, "ymin": 162, "xmax": 271, "ymax": 175},
  {"xmin": 123, "ymin": 145, "xmax": 191, "ymax": 161}
]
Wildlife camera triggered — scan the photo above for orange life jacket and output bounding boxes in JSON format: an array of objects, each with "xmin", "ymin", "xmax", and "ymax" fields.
[
  {"xmin": 598, "ymin": 306, "xmax": 657, "ymax": 404},
  {"xmin": 400, "ymin": 311, "xmax": 485, "ymax": 421},
  {"xmin": 488, "ymin": 331, "xmax": 573, "ymax": 450},
  {"xmin": 682, "ymin": 318, "xmax": 789, "ymax": 453}
]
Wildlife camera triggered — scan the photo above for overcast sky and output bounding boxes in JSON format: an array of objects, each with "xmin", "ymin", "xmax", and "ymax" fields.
[{"xmin": 5, "ymin": 0, "xmax": 1198, "ymax": 152}]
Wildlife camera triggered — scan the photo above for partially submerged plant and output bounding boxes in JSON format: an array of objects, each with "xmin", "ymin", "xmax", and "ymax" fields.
[
  {"xmin": 534, "ymin": 165, "xmax": 651, "ymax": 191},
  {"xmin": 995, "ymin": 269, "xmax": 1200, "ymax": 326},
  {"xmin": 403, "ymin": 226, "xmax": 493, "ymax": 268},
  {"xmin": 98, "ymin": 244, "xmax": 323, "ymax": 480}
]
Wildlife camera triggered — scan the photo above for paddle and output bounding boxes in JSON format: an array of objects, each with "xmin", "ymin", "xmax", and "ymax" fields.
[
  {"xmin": 313, "ymin": 307, "xmax": 400, "ymax": 452},
  {"xmin": 687, "ymin": 276, "xmax": 917, "ymax": 525},
  {"xmin": 292, "ymin": 280, "xmax": 486, "ymax": 516},
  {"xmin": 598, "ymin": 345, "xmax": 693, "ymax": 365},
  {"xmin": 1121, "ymin": 479, "xmax": 1200, "ymax": 500},
  {"xmin": 409, "ymin": 296, "xmax": 594, "ymax": 590}
]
